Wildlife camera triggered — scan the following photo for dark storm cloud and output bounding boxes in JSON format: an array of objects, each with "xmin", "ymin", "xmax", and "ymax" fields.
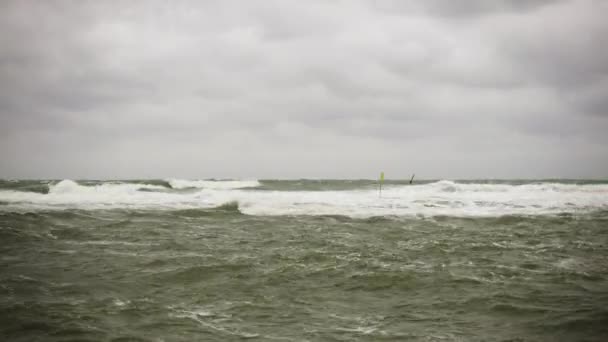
[{"xmin": 0, "ymin": 0, "xmax": 606, "ymax": 179}]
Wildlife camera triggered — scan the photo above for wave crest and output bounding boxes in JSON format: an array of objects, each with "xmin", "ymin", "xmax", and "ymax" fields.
[
  {"xmin": 1, "ymin": 179, "xmax": 607, "ymax": 217},
  {"xmin": 167, "ymin": 179, "xmax": 261, "ymax": 190},
  {"xmin": 49, "ymin": 180, "xmax": 166, "ymax": 194}
]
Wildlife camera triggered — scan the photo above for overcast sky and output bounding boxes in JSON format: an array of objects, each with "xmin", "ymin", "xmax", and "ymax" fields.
[{"xmin": 0, "ymin": 0, "xmax": 606, "ymax": 179}]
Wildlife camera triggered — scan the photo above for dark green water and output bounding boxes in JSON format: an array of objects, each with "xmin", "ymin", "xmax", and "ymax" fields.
[{"xmin": 1, "ymin": 180, "xmax": 607, "ymax": 341}]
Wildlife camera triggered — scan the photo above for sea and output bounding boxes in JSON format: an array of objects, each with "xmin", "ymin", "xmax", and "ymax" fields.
[{"xmin": 1, "ymin": 179, "xmax": 607, "ymax": 341}]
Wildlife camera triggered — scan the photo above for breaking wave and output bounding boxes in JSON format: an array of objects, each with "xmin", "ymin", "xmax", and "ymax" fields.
[
  {"xmin": 0, "ymin": 180, "xmax": 606, "ymax": 217},
  {"xmin": 49, "ymin": 180, "xmax": 167, "ymax": 194},
  {"xmin": 167, "ymin": 179, "xmax": 261, "ymax": 190}
]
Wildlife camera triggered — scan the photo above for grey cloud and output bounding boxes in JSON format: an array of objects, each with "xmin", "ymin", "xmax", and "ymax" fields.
[
  {"xmin": 565, "ymin": 79, "xmax": 608, "ymax": 117},
  {"xmin": 0, "ymin": 0, "xmax": 606, "ymax": 179},
  {"xmin": 372, "ymin": 0, "xmax": 565, "ymax": 18},
  {"xmin": 425, "ymin": 0, "xmax": 565, "ymax": 17},
  {"xmin": 493, "ymin": 9, "xmax": 608, "ymax": 89}
]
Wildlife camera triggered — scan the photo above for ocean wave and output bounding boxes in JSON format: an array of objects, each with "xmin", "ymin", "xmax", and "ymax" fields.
[
  {"xmin": 423, "ymin": 180, "xmax": 608, "ymax": 193},
  {"xmin": 166, "ymin": 179, "xmax": 261, "ymax": 190},
  {"xmin": 49, "ymin": 179, "xmax": 168, "ymax": 194},
  {"xmin": 0, "ymin": 180, "xmax": 607, "ymax": 217}
]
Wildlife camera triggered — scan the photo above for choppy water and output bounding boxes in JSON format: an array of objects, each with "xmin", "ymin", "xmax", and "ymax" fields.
[{"xmin": 1, "ymin": 179, "xmax": 607, "ymax": 341}]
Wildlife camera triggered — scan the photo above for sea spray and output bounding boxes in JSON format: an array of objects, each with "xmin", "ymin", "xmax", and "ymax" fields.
[{"xmin": 1, "ymin": 179, "xmax": 606, "ymax": 217}]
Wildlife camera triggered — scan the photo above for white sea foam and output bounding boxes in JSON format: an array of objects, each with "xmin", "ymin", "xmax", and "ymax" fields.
[
  {"xmin": 0, "ymin": 180, "xmax": 187, "ymax": 209},
  {"xmin": 167, "ymin": 179, "xmax": 261, "ymax": 190},
  {"xmin": 0, "ymin": 180, "xmax": 606, "ymax": 217},
  {"xmin": 50, "ymin": 180, "xmax": 166, "ymax": 194}
]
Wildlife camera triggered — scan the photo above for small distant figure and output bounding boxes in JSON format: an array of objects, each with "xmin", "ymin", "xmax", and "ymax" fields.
[{"xmin": 409, "ymin": 174, "xmax": 415, "ymax": 184}]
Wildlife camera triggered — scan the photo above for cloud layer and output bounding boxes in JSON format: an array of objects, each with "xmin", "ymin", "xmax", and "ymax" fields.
[{"xmin": 1, "ymin": 0, "xmax": 606, "ymax": 179}]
